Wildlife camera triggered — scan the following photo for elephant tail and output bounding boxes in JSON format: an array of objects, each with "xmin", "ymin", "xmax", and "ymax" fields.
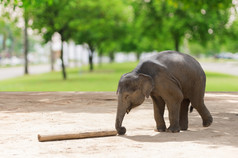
[{"xmin": 190, "ymin": 106, "xmax": 194, "ymax": 113}]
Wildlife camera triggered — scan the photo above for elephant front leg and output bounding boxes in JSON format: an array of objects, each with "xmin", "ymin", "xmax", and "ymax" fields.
[
  {"xmin": 180, "ymin": 99, "xmax": 190, "ymax": 130},
  {"xmin": 152, "ymin": 96, "xmax": 166, "ymax": 132},
  {"xmin": 167, "ymin": 101, "xmax": 181, "ymax": 133}
]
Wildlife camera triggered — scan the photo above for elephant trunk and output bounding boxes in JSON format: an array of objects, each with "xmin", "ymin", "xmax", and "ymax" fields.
[{"xmin": 115, "ymin": 98, "xmax": 127, "ymax": 135}]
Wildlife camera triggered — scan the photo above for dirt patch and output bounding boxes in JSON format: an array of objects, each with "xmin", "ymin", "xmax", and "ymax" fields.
[{"xmin": 0, "ymin": 92, "xmax": 237, "ymax": 157}]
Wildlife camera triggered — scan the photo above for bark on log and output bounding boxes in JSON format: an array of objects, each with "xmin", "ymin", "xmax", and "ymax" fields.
[{"xmin": 38, "ymin": 130, "xmax": 117, "ymax": 142}]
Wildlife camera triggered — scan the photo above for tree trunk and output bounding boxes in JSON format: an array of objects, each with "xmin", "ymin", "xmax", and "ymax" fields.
[
  {"xmin": 98, "ymin": 51, "xmax": 103, "ymax": 66},
  {"xmin": 74, "ymin": 44, "xmax": 78, "ymax": 68},
  {"xmin": 88, "ymin": 44, "xmax": 94, "ymax": 72},
  {"xmin": 89, "ymin": 54, "xmax": 93, "ymax": 71},
  {"xmin": 10, "ymin": 37, "xmax": 14, "ymax": 57},
  {"xmin": 109, "ymin": 52, "xmax": 114, "ymax": 63},
  {"xmin": 2, "ymin": 34, "xmax": 6, "ymax": 51},
  {"xmin": 24, "ymin": 14, "xmax": 29, "ymax": 75},
  {"xmin": 67, "ymin": 42, "xmax": 70, "ymax": 67},
  {"xmin": 60, "ymin": 40, "xmax": 67, "ymax": 80},
  {"xmin": 174, "ymin": 34, "xmax": 180, "ymax": 52},
  {"xmin": 50, "ymin": 41, "xmax": 55, "ymax": 71},
  {"xmin": 1, "ymin": 34, "xmax": 6, "ymax": 59},
  {"xmin": 136, "ymin": 53, "xmax": 141, "ymax": 61}
]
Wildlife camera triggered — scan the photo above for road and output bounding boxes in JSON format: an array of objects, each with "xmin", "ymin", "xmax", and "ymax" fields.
[
  {"xmin": 0, "ymin": 64, "xmax": 52, "ymax": 80},
  {"xmin": 0, "ymin": 61, "xmax": 238, "ymax": 81},
  {"xmin": 201, "ymin": 61, "xmax": 238, "ymax": 76}
]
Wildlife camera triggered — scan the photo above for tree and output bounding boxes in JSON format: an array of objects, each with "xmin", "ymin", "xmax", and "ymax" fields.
[
  {"xmin": 119, "ymin": 0, "xmax": 174, "ymax": 59},
  {"xmin": 31, "ymin": 0, "xmax": 75, "ymax": 80},
  {"xmin": 70, "ymin": 0, "xmax": 132, "ymax": 71},
  {"xmin": 131, "ymin": 0, "xmax": 233, "ymax": 52},
  {"xmin": 0, "ymin": 18, "xmax": 22, "ymax": 57},
  {"xmin": 2, "ymin": 0, "xmax": 71, "ymax": 78},
  {"xmin": 1, "ymin": 0, "xmax": 43, "ymax": 74},
  {"xmin": 23, "ymin": 7, "xmax": 29, "ymax": 74},
  {"xmin": 164, "ymin": 0, "xmax": 232, "ymax": 51}
]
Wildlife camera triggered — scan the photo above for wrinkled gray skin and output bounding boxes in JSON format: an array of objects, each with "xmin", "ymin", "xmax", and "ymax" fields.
[{"xmin": 115, "ymin": 51, "xmax": 213, "ymax": 135}]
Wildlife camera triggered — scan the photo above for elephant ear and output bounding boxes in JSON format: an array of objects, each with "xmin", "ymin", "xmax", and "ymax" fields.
[
  {"xmin": 138, "ymin": 73, "xmax": 154, "ymax": 98},
  {"xmin": 116, "ymin": 73, "xmax": 130, "ymax": 94}
]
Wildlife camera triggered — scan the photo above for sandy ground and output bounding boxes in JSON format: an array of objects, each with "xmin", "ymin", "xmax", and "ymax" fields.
[{"xmin": 0, "ymin": 92, "xmax": 237, "ymax": 158}]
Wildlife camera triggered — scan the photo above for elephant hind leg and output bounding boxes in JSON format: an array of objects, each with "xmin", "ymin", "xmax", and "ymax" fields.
[
  {"xmin": 180, "ymin": 99, "xmax": 190, "ymax": 130},
  {"xmin": 190, "ymin": 98, "xmax": 213, "ymax": 127}
]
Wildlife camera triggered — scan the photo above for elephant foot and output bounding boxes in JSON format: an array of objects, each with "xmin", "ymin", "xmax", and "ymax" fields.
[
  {"xmin": 180, "ymin": 122, "xmax": 188, "ymax": 131},
  {"xmin": 203, "ymin": 116, "xmax": 213, "ymax": 127},
  {"xmin": 154, "ymin": 126, "xmax": 166, "ymax": 132},
  {"xmin": 117, "ymin": 126, "xmax": 126, "ymax": 135},
  {"xmin": 167, "ymin": 126, "xmax": 180, "ymax": 133},
  {"xmin": 180, "ymin": 127, "xmax": 188, "ymax": 131}
]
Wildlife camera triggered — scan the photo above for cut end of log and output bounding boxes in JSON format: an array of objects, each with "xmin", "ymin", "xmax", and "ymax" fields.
[
  {"xmin": 38, "ymin": 130, "xmax": 118, "ymax": 142},
  {"xmin": 37, "ymin": 134, "xmax": 42, "ymax": 142}
]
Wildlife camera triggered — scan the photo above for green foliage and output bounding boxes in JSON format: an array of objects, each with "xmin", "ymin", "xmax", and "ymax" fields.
[
  {"xmin": 223, "ymin": 18, "xmax": 238, "ymax": 53},
  {"xmin": 30, "ymin": 0, "xmax": 73, "ymax": 42},
  {"xmin": 153, "ymin": 0, "xmax": 232, "ymax": 51},
  {"xmin": 0, "ymin": 14, "xmax": 23, "ymax": 55},
  {"xmin": 189, "ymin": 36, "xmax": 223, "ymax": 56},
  {"xmin": 121, "ymin": 0, "xmax": 173, "ymax": 54},
  {"xmin": 118, "ymin": 0, "xmax": 233, "ymax": 54},
  {"xmin": 0, "ymin": 62, "xmax": 237, "ymax": 91},
  {"xmin": 70, "ymin": 0, "xmax": 132, "ymax": 53},
  {"xmin": 1, "ymin": 0, "xmax": 236, "ymax": 59},
  {"xmin": 188, "ymin": 42, "xmax": 205, "ymax": 57}
]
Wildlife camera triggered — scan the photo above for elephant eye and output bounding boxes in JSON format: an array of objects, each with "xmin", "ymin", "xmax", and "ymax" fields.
[{"xmin": 125, "ymin": 95, "xmax": 129, "ymax": 99}]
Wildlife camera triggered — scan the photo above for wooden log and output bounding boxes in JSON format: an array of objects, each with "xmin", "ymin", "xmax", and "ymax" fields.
[{"xmin": 38, "ymin": 130, "xmax": 118, "ymax": 142}]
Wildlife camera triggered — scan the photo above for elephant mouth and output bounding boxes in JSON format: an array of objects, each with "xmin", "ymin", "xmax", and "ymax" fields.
[
  {"xmin": 126, "ymin": 105, "xmax": 132, "ymax": 114},
  {"xmin": 126, "ymin": 103, "xmax": 140, "ymax": 114},
  {"xmin": 126, "ymin": 108, "xmax": 131, "ymax": 114}
]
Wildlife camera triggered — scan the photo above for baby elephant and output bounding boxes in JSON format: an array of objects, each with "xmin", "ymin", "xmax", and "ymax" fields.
[{"xmin": 115, "ymin": 51, "xmax": 213, "ymax": 135}]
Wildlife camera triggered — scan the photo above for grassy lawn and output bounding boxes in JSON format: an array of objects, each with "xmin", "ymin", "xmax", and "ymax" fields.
[
  {"xmin": 0, "ymin": 62, "xmax": 237, "ymax": 91},
  {"xmin": 205, "ymin": 72, "xmax": 238, "ymax": 91}
]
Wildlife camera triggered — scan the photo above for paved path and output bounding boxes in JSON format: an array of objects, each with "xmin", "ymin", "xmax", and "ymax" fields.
[
  {"xmin": 0, "ymin": 64, "xmax": 51, "ymax": 80},
  {"xmin": 0, "ymin": 61, "xmax": 238, "ymax": 81},
  {"xmin": 200, "ymin": 62, "xmax": 238, "ymax": 76}
]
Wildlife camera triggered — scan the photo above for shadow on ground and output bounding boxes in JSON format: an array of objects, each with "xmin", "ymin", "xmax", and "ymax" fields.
[{"xmin": 123, "ymin": 111, "xmax": 238, "ymax": 148}]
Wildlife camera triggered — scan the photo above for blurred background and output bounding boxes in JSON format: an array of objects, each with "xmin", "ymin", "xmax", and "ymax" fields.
[{"xmin": 0, "ymin": 0, "xmax": 237, "ymax": 91}]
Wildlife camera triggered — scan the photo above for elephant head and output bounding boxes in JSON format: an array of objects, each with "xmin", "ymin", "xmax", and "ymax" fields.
[{"xmin": 115, "ymin": 72, "xmax": 154, "ymax": 135}]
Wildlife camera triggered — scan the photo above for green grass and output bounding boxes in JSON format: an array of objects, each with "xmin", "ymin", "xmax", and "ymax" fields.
[
  {"xmin": 0, "ymin": 62, "xmax": 237, "ymax": 91},
  {"xmin": 0, "ymin": 62, "xmax": 137, "ymax": 91},
  {"xmin": 205, "ymin": 72, "xmax": 238, "ymax": 91}
]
